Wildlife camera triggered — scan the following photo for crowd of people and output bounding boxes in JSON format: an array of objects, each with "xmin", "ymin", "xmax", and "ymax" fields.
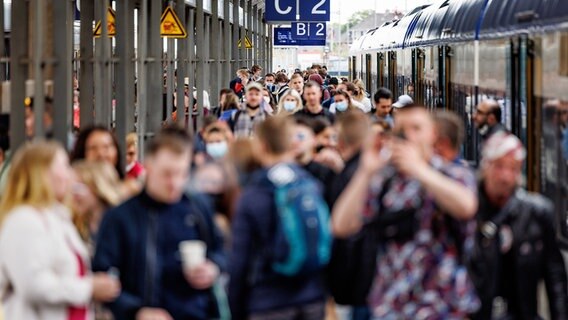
[{"xmin": 0, "ymin": 63, "xmax": 566, "ymax": 320}]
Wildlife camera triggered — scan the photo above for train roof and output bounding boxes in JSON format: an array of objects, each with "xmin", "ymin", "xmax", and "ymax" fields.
[{"xmin": 350, "ymin": 0, "xmax": 568, "ymax": 53}]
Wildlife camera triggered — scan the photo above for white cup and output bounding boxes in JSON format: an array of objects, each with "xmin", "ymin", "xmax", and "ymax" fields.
[{"xmin": 179, "ymin": 240, "xmax": 206, "ymax": 270}]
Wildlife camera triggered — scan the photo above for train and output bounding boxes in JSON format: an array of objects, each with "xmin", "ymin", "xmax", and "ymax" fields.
[{"xmin": 349, "ymin": 0, "xmax": 568, "ymax": 244}]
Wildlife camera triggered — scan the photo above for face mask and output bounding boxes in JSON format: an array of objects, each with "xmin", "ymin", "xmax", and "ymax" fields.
[
  {"xmin": 284, "ymin": 101, "xmax": 297, "ymax": 112},
  {"xmin": 336, "ymin": 101, "xmax": 348, "ymax": 112},
  {"xmin": 263, "ymin": 96, "xmax": 271, "ymax": 104},
  {"xmin": 206, "ymin": 141, "xmax": 228, "ymax": 159},
  {"xmin": 266, "ymin": 83, "xmax": 275, "ymax": 91}
]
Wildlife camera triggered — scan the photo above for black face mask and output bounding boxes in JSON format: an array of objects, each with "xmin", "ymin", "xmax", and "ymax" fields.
[{"xmin": 247, "ymin": 104, "xmax": 260, "ymax": 110}]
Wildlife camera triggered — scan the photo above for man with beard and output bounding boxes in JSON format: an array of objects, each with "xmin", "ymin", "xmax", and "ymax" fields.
[
  {"xmin": 229, "ymin": 82, "xmax": 269, "ymax": 138},
  {"xmin": 474, "ymin": 99, "xmax": 507, "ymax": 143}
]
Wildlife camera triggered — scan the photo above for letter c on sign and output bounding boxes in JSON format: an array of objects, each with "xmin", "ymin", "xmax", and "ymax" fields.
[{"xmin": 275, "ymin": 0, "xmax": 292, "ymax": 15}]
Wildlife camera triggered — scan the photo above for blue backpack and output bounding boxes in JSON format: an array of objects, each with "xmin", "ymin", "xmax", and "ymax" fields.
[{"xmin": 267, "ymin": 164, "xmax": 332, "ymax": 277}]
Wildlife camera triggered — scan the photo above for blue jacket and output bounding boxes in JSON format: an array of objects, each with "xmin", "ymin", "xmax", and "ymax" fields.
[
  {"xmin": 93, "ymin": 190, "xmax": 225, "ymax": 320},
  {"xmin": 228, "ymin": 165, "xmax": 326, "ymax": 320}
]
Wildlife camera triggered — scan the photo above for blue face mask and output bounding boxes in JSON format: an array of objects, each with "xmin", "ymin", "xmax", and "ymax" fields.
[
  {"xmin": 206, "ymin": 141, "xmax": 228, "ymax": 159},
  {"xmin": 336, "ymin": 101, "xmax": 348, "ymax": 112},
  {"xmin": 266, "ymin": 83, "xmax": 275, "ymax": 91},
  {"xmin": 284, "ymin": 101, "xmax": 297, "ymax": 112}
]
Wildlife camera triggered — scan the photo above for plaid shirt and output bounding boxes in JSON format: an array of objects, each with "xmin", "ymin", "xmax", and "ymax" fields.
[
  {"xmin": 232, "ymin": 103, "xmax": 268, "ymax": 138},
  {"xmin": 364, "ymin": 157, "xmax": 480, "ymax": 319}
]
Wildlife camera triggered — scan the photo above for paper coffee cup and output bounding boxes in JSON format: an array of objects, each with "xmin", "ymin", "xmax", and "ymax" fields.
[{"xmin": 179, "ymin": 240, "xmax": 206, "ymax": 269}]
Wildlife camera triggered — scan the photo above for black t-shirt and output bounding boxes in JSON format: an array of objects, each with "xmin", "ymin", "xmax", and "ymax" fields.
[
  {"xmin": 303, "ymin": 161, "xmax": 335, "ymax": 194},
  {"xmin": 294, "ymin": 107, "xmax": 335, "ymax": 124}
]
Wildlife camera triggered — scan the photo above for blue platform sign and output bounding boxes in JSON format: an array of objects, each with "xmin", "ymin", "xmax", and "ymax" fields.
[
  {"xmin": 292, "ymin": 22, "xmax": 327, "ymax": 41},
  {"xmin": 265, "ymin": 0, "xmax": 330, "ymax": 22},
  {"xmin": 299, "ymin": 0, "xmax": 330, "ymax": 22},
  {"xmin": 274, "ymin": 27, "xmax": 326, "ymax": 46}
]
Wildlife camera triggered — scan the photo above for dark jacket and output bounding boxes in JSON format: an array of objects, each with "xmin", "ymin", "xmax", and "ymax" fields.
[
  {"xmin": 303, "ymin": 160, "xmax": 336, "ymax": 191},
  {"xmin": 92, "ymin": 191, "xmax": 226, "ymax": 320},
  {"xmin": 481, "ymin": 122, "xmax": 507, "ymax": 142},
  {"xmin": 228, "ymin": 165, "xmax": 326, "ymax": 320},
  {"xmin": 470, "ymin": 187, "xmax": 568, "ymax": 320},
  {"xmin": 294, "ymin": 107, "xmax": 335, "ymax": 124},
  {"xmin": 326, "ymin": 152, "xmax": 360, "ymax": 208}
]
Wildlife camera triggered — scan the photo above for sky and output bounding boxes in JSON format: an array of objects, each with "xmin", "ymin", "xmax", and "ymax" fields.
[{"xmin": 333, "ymin": 0, "xmax": 435, "ymax": 23}]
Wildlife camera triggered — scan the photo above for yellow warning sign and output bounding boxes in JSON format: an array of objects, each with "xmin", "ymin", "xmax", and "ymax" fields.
[
  {"xmin": 160, "ymin": 7, "xmax": 187, "ymax": 38},
  {"xmin": 93, "ymin": 7, "xmax": 116, "ymax": 37},
  {"xmin": 238, "ymin": 35, "xmax": 253, "ymax": 49}
]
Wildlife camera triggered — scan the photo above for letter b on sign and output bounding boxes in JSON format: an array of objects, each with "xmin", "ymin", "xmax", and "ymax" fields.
[{"xmin": 292, "ymin": 23, "xmax": 309, "ymax": 40}]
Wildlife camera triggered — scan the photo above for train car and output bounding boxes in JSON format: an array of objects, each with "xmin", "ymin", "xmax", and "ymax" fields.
[{"xmin": 350, "ymin": 0, "xmax": 568, "ymax": 244}]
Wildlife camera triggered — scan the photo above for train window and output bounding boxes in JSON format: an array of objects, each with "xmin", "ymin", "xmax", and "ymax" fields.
[{"xmin": 430, "ymin": 48, "xmax": 434, "ymax": 70}]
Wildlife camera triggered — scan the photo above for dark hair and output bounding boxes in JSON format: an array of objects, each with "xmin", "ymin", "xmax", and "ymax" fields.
[
  {"xmin": 329, "ymin": 77, "xmax": 339, "ymax": 86},
  {"xmin": 291, "ymin": 73, "xmax": 304, "ymax": 81},
  {"xmin": 294, "ymin": 115, "xmax": 315, "ymax": 133},
  {"xmin": 373, "ymin": 87, "xmax": 393, "ymax": 103},
  {"xmin": 251, "ymin": 64, "xmax": 262, "ymax": 73},
  {"xmin": 434, "ymin": 111, "xmax": 465, "ymax": 151},
  {"xmin": 265, "ymin": 73, "xmax": 275, "ymax": 79},
  {"xmin": 203, "ymin": 115, "xmax": 219, "ymax": 130},
  {"xmin": 488, "ymin": 103, "xmax": 502, "ymax": 122},
  {"xmin": 219, "ymin": 88, "xmax": 233, "ymax": 97},
  {"xmin": 71, "ymin": 125, "xmax": 124, "ymax": 179},
  {"xmin": 147, "ymin": 125, "xmax": 193, "ymax": 156},
  {"xmin": 303, "ymin": 81, "xmax": 321, "ymax": 91},
  {"xmin": 275, "ymin": 73, "xmax": 289, "ymax": 83},
  {"xmin": 344, "ymin": 82, "xmax": 359, "ymax": 96},
  {"xmin": 255, "ymin": 116, "xmax": 293, "ymax": 155},
  {"xmin": 336, "ymin": 109, "xmax": 370, "ymax": 146},
  {"xmin": 312, "ymin": 117, "xmax": 332, "ymax": 135}
]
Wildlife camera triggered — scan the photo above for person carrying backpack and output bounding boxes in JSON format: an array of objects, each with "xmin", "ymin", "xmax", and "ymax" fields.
[{"xmin": 229, "ymin": 116, "xmax": 332, "ymax": 320}]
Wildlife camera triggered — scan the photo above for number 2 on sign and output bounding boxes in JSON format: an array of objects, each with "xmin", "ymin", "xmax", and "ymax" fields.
[
  {"xmin": 315, "ymin": 23, "xmax": 325, "ymax": 36},
  {"xmin": 312, "ymin": 0, "xmax": 326, "ymax": 14}
]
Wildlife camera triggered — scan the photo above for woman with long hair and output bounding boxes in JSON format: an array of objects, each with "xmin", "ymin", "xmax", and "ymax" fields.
[
  {"xmin": 0, "ymin": 141, "xmax": 120, "ymax": 320},
  {"xmin": 329, "ymin": 89, "xmax": 357, "ymax": 115},
  {"xmin": 276, "ymin": 89, "xmax": 303, "ymax": 116},
  {"xmin": 71, "ymin": 125, "xmax": 124, "ymax": 179},
  {"xmin": 72, "ymin": 161, "xmax": 123, "ymax": 246}
]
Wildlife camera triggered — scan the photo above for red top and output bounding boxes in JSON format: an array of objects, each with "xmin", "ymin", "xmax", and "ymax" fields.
[
  {"xmin": 67, "ymin": 252, "xmax": 87, "ymax": 320},
  {"xmin": 126, "ymin": 162, "xmax": 145, "ymax": 180}
]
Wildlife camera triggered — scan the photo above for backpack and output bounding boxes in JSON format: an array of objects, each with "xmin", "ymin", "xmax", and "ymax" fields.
[{"xmin": 267, "ymin": 163, "xmax": 332, "ymax": 277}]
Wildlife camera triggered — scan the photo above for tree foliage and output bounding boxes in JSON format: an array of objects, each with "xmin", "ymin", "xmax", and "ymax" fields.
[{"xmin": 341, "ymin": 9, "xmax": 375, "ymax": 33}]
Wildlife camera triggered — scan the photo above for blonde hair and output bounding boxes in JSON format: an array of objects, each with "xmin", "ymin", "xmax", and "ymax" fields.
[
  {"xmin": 353, "ymin": 79, "xmax": 366, "ymax": 101},
  {"xmin": 0, "ymin": 141, "xmax": 65, "ymax": 224},
  {"xmin": 276, "ymin": 89, "xmax": 303, "ymax": 115},
  {"xmin": 72, "ymin": 161, "xmax": 123, "ymax": 240},
  {"xmin": 126, "ymin": 132, "xmax": 138, "ymax": 148}
]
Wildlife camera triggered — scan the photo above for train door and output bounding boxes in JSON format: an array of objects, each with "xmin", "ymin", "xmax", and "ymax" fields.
[
  {"xmin": 377, "ymin": 52, "xmax": 385, "ymax": 88},
  {"xmin": 388, "ymin": 51, "xmax": 397, "ymax": 96},
  {"xmin": 365, "ymin": 53, "xmax": 372, "ymax": 90},
  {"xmin": 509, "ymin": 35, "xmax": 535, "ymax": 191},
  {"xmin": 412, "ymin": 48, "xmax": 425, "ymax": 107},
  {"xmin": 440, "ymin": 45, "xmax": 452, "ymax": 110}
]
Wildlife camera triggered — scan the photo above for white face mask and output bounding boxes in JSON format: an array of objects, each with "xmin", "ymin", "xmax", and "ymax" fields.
[
  {"xmin": 263, "ymin": 96, "xmax": 271, "ymax": 104},
  {"xmin": 284, "ymin": 101, "xmax": 297, "ymax": 112}
]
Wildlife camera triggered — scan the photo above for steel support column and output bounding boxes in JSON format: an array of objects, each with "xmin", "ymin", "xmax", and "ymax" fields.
[
  {"xmin": 32, "ymin": 0, "xmax": 45, "ymax": 138},
  {"xmin": 210, "ymin": 0, "xmax": 221, "ymax": 107},
  {"xmin": 175, "ymin": 0, "xmax": 187, "ymax": 127},
  {"xmin": 232, "ymin": 0, "xmax": 240, "ymax": 73},
  {"xmin": 52, "ymin": 0, "xmax": 73, "ymax": 147},
  {"xmin": 223, "ymin": 0, "xmax": 232, "ymax": 86},
  {"xmin": 252, "ymin": 4, "xmax": 258, "ymax": 66},
  {"xmin": 258, "ymin": 8, "xmax": 264, "ymax": 70},
  {"xmin": 239, "ymin": 0, "xmax": 246, "ymax": 69},
  {"xmin": 204, "ymin": 16, "xmax": 210, "ymax": 104},
  {"xmin": 9, "ymin": 0, "xmax": 27, "ymax": 149},
  {"xmin": 246, "ymin": 0, "xmax": 252, "ymax": 67},
  {"xmin": 268, "ymin": 26, "xmax": 273, "ymax": 71},
  {"xmin": 186, "ymin": 8, "xmax": 195, "ymax": 132},
  {"xmin": 116, "ymin": 0, "xmax": 136, "ymax": 161},
  {"xmin": 79, "ymin": 0, "xmax": 94, "ymax": 128},
  {"xmin": 195, "ymin": 0, "xmax": 205, "ymax": 130},
  {"xmin": 0, "ymin": 0, "xmax": 5, "ymax": 81},
  {"xmin": 145, "ymin": 0, "xmax": 163, "ymax": 139}
]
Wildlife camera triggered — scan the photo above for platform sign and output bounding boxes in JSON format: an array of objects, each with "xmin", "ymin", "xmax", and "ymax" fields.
[
  {"xmin": 160, "ymin": 7, "xmax": 187, "ymax": 38},
  {"xmin": 265, "ymin": 0, "xmax": 330, "ymax": 22},
  {"xmin": 291, "ymin": 22, "xmax": 326, "ymax": 41},
  {"xmin": 274, "ymin": 27, "xmax": 326, "ymax": 47},
  {"xmin": 299, "ymin": 0, "xmax": 330, "ymax": 22}
]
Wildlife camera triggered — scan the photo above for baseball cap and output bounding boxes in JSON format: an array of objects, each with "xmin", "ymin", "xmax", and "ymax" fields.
[
  {"xmin": 246, "ymin": 82, "xmax": 264, "ymax": 92},
  {"xmin": 392, "ymin": 95, "xmax": 414, "ymax": 108}
]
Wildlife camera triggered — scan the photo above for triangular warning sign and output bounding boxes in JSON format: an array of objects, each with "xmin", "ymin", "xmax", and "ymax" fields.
[
  {"xmin": 160, "ymin": 7, "xmax": 187, "ymax": 38},
  {"xmin": 93, "ymin": 7, "xmax": 116, "ymax": 37},
  {"xmin": 238, "ymin": 36, "xmax": 253, "ymax": 49}
]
